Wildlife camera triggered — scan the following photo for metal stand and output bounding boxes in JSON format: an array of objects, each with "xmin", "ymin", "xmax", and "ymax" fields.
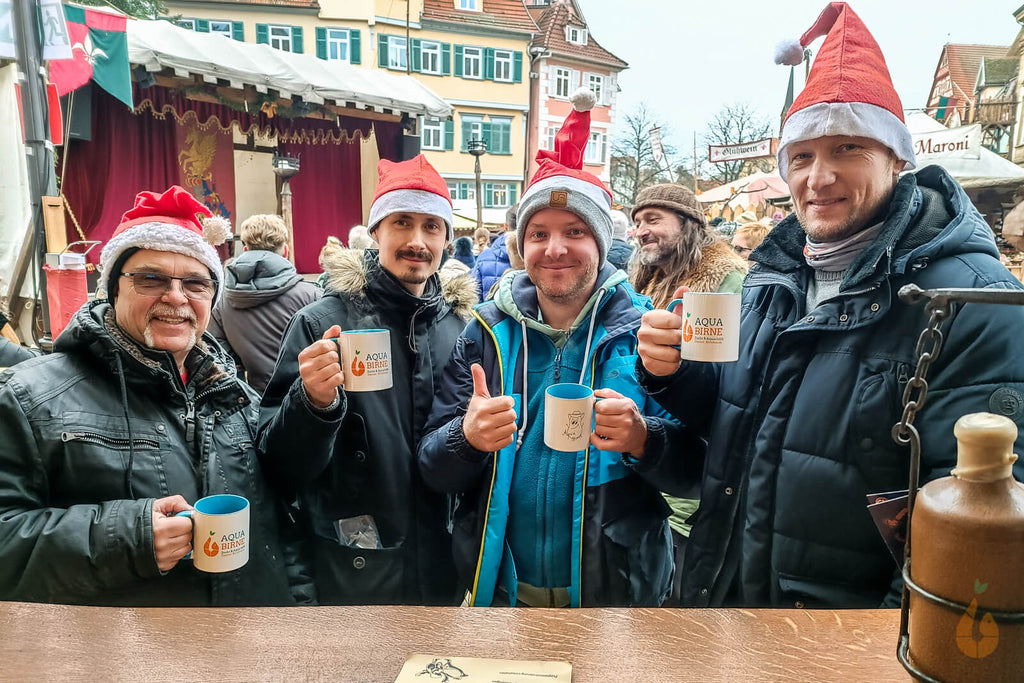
[{"xmin": 892, "ymin": 284, "xmax": 1024, "ymax": 681}]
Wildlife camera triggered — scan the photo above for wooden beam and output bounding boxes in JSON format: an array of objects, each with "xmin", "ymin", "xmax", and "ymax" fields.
[{"xmin": 41, "ymin": 196, "xmax": 67, "ymax": 253}]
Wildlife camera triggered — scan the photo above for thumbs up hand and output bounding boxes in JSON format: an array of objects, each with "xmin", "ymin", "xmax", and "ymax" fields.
[
  {"xmin": 462, "ymin": 363, "xmax": 518, "ymax": 452},
  {"xmin": 299, "ymin": 325, "xmax": 345, "ymax": 409}
]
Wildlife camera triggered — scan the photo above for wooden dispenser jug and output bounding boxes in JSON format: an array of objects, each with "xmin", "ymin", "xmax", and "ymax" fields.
[{"xmin": 907, "ymin": 412, "xmax": 1024, "ymax": 682}]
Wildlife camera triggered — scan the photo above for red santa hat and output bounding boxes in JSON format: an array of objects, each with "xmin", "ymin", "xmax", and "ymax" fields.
[
  {"xmin": 98, "ymin": 186, "xmax": 231, "ymax": 301},
  {"xmin": 366, "ymin": 155, "xmax": 453, "ymax": 241},
  {"xmin": 516, "ymin": 88, "xmax": 613, "ymax": 265},
  {"xmin": 774, "ymin": 2, "xmax": 916, "ymax": 180}
]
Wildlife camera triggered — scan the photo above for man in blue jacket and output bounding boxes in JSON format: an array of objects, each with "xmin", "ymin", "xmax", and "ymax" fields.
[
  {"xmin": 418, "ymin": 90, "xmax": 697, "ymax": 608},
  {"xmin": 637, "ymin": 3, "xmax": 1024, "ymax": 609}
]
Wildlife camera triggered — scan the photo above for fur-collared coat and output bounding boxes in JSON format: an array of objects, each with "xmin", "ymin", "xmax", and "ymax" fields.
[
  {"xmin": 639, "ymin": 239, "xmax": 748, "ymax": 309},
  {"xmin": 257, "ymin": 248, "xmax": 477, "ymax": 605}
]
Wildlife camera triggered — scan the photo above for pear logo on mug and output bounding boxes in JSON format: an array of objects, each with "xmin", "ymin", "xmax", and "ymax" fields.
[
  {"xmin": 669, "ymin": 292, "xmax": 741, "ymax": 362},
  {"xmin": 176, "ymin": 494, "xmax": 249, "ymax": 573}
]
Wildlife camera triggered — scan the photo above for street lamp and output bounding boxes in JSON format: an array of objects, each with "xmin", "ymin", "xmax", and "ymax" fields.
[
  {"xmin": 272, "ymin": 154, "xmax": 301, "ymax": 264},
  {"xmin": 468, "ymin": 138, "xmax": 487, "ymax": 233}
]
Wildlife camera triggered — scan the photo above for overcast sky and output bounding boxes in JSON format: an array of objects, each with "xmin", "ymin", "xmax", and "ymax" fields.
[{"xmin": 578, "ymin": 0, "xmax": 1021, "ymax": 164}]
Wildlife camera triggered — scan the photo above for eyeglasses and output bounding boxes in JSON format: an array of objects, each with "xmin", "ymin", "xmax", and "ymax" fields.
[
  {"xmin": 733, "ymin": 245, "xmax": 753, "ymax": 257},
  {"xmin": 120, "ymin": 272, "xmax": 216, "ymax": 301}
]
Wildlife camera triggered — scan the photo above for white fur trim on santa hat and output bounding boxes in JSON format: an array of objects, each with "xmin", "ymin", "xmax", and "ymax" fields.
[
  {"xmin": 367, "ymin": 188, "xmax": 454, "ymax": 241},
  {"xmin": 777, "ymin": 101, "xmax": 917, "ymax": 181},
  {"xmin": 97, "ymin": 221, "xmax": 225, "ymax": 302},
  {"xmin": 774, "ymin": 38, "xmax": 805, "ymax": 66},
  {"xmin": 517, "ymin": 174, "xmax": 613, "ymax": 265},
  {"xmin": 570, "ymin": 87, "xmax": 596, "ymax": 112}
]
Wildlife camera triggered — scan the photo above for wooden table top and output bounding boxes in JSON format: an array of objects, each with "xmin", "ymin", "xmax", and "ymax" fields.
[{"xmin": 0, "ymin": 602, "xmax": 906, "ymax": 681}]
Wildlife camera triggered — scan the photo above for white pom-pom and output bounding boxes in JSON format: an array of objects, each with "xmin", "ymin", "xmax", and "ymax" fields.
[
  {"xmin": 570, "ymin": 87, "xmax": 596, "ymax": 112},
  {"xmin": 202, "ymin": 215, "xmax": 232, "ymax": 246},
  {"xmin": 774, "ymin": 39, "xmax": 805, "ymax": 66}
]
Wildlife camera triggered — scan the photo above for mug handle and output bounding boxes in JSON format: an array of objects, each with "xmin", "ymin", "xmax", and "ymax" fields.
[
  {"xmin": 667, "ymin": 297, "xmax": 684, "ymax": 314},
  {"xmin": 175, "ymin": 509, "xmax": 195, "ymax": 560}
]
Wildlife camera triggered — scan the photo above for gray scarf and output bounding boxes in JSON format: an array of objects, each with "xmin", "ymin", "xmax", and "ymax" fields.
[{"xmin": 803, "ymin": 222, "xmax": 884, "ymax": 272}]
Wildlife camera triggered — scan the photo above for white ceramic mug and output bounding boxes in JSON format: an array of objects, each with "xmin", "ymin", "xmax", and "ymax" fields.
[
  {"xmin": 668, "ymin": 292, "xmax": 741, "ymax": 362},
  {"xmin": 334, "ymin": 329, "xmax": 393, "ymax": 392},
  {"xmin": 176, "ymin": 494, "xmax": 249, "ymax": 573},
  {"xmin": 544, "ymin": 383, "xmax": 595, "ymax": 452}
]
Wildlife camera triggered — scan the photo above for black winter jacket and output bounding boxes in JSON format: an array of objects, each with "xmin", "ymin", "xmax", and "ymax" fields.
[
  {"xmin": 639, "ymin": 167, "xmax": 1024, "ymax": 608},
  {"xmin": 0, "ymin": 301, "xmax": 305, "ymax": 606},
  {"xmin": 257, "ymin": 249, "xmax": 477, "ymax": 605}
]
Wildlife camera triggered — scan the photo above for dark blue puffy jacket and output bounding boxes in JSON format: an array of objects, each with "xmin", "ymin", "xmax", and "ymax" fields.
[
  {"xmin": 471, "ymin": 234, "xmax": 511, "ymax": 298},
  {"xmin": 638, "ymin": 166, "xmax": 1024, "ymax": 609}
]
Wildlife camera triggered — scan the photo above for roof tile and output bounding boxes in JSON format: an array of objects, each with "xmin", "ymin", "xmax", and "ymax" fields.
[
  {"xmin": 421, "ymin": 0, "xmax": 538, "ymax": 33},
  {"xmin": 531, "ymin": 1, "xmax": 626, "ymax": 70}
]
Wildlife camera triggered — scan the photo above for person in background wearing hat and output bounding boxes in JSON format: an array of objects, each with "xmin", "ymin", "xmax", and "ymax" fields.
[
  {"xmin": 418, "ymin": 90, "xmax": 697, "ymax": 608},
  {"xmin": 207, "ymin": 214, "xmax": 321, "ymax": 395},
  {"xmin": 628, "ymin": 182, "xmax": 747, "ymax": 605},
  {"xmin": 257, "ymin": 155, "xmax": 477, "ymax": 605},
  {"xmin": 607, "ymin": 209, "xmax": 634, "ymax": 272},
  {"xmin": 637, "ymin": 2, "xmax": 1024, "ymax": 609},
  {"xmin": 731, "ymin": 221, "xmax": 773, "ymax": 264},
  {"xmin": 0, "ymin": 186, "xmax": 308, "ymax": 607}
]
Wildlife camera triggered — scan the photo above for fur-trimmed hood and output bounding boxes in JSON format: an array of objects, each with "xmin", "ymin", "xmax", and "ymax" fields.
[
  {"xmin": 678, "ymin": 239, "xmax": 749, "ymax": 292},
  {"xmin": 320, "ymin": 247, "xmax": 478, "ymax": 320}
]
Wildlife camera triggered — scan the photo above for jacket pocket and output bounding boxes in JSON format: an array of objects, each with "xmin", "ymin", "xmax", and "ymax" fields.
[
  {"xmin": 310, "ymin": 538, "xmax": 406, "ymax": 605},
  {"xmin": 849, "ymin": 364, "xmax": 910, "ymax": 491},
  {"xmin": 57, "ymin": 421, "xmax": 171, "ymax": 500}
]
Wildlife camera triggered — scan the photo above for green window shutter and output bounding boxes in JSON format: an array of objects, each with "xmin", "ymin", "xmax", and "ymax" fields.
[
  {"xmin": 441, "ymin": 43, "xmax": 451, "ymax": 76},
  {"xmin": 483, "ymin": 183, "xmax": 494, "ymax": 208},
  {"xmin": 483, "ymin": 48, "xmax": 495, "ymax": 80},
  {"xmin": 378, "ymin": 34, "xmax": 388, "ymax": 68},
  {"xmin": 231, "ymin": 21, "xmax": 244, "ymax": 41},
  {"xmin": 513, "ymin": 52, "xmax": 523, "ymax": 83},
  {"xmin": 481, "ymin": 122, "xmax": 492, "ymax": 150},
  {"xmin": 256, "ymin": 24, "xmax": 269, "ymax": 45},
  {"xmin": 350, "ymin": 30, "xmax": 361, "ymax": 64},
  {"xmin": 195, "ymin": 19, "xmax": 210, "ymax": 33},
  {"xmin": 454, "ymin": 45, "xmax": 463, "ymax": 77},
  {"xmin": 509, "ymin": 184, "xmax": 518, "ymax": 207},
  {"xmin": 411, "ymin": 38, "xmax": 421, "ymax": 72},
  {"xmin": 461, "ymin": 118, "xmax": 472, "ymax": 152},
  {"xmin": 444, "ymin": 120, "xmax": 454, "ymax": 151},
  {"xmin": 291, "ymin": 26, "xmax": 303, "ymax": 53},
  {"xmin": 315, "ymin": 27, "xmax": 327, "ymax": 59},
  {"xmin": 458, "ymin": 183, "xmax": 468, "ymax": 200}
]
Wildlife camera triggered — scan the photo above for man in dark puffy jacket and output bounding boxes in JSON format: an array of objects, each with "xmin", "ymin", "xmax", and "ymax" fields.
[
  {"xmin": 258, "ymin": 155, "xmax": 477, "ymax": 605},
  {"xmin": 0, "ymin": 186, "xmax": 308, "ymax": 607},
  {"xmin": 207, "ymin": 214, "xmax": 320, "ymax": 394},
  {"xmin": 637, "ymin": 3, "xmax": 1024, "ymax": 609}
]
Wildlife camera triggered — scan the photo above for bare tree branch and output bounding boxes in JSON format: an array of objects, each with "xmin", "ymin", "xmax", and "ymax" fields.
[
  {"xmin": 700, "ymin": 102, "xmax": 773, "ymax": 185},
  {"xmin": 610, "ymin": 104, "xmax": 678, "ymax": 205}
]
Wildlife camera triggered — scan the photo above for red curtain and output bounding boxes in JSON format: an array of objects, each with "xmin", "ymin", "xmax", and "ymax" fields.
[
  {"xmin": 61, "ymin": 87, "xmax": 180, "ymax": 264},
  {"xmin": 277, "ymin": 137, "xmax": 362, "ymax": 273}
]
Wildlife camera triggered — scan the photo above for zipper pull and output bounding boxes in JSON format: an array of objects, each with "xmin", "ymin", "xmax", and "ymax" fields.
[
  {"xmin": 553, "ymin": 347, "xmax": 562, "ymax": 382},
  {"xmin": 185, "ymin": 401, "xmax": 196, "ymax": 443}
]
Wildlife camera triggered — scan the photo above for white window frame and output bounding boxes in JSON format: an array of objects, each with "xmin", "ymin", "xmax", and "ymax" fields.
[
  {"xmin": 447, "ymin": 181, "xmax": 460, "ymax": 201},
  {"xmin": 565, "ymin": 26, "xmax": 588, "ymax": 45},
  {"xmin": 587, "ymin": 73, "xmax": 604, "ymax": 104},
  {"xmin": 494, "ymin": 49, "xmax": 513, "ymax": 83},
  {"xmin": 584, "ymin": 131, "xmax": 607, "ymax": 165},
  {"xmin": 457, "ymin": 0, "xmax": 480, "ymax": 10},
  {"xmin": 177, "ymin": 19, "xmax": 196, "ymax": 30},
  {"xmin": 421, "ymin": 40, "xmax": 441, "ymax": 75},
  {"xmin": 208, "ymin": 21, "xmax": 232, "ymax": 37},
  {"xmin": 269, "ymin": 25, "xmax": 293, "ymax": 52},
  {"xmin": 326, "ymin": 27, "xmax": 350, "ymax": 61},
  {"xmin": 545, "ymin": 126, "xmax": 558, "ymax": 151},
  {"xmin": 421, "ymin": 117, "xmax": 444, "ymax": 150},
  {"xmin": 553, "ymin": 67, "xmax": 571, "ymax": 99},
  {"xmin": 463, "ymin": 46, "xmax": 482, "ymax": 79},
  {"xmin": 464, "ymin": 183, "xmax": 476, "ymax": 201},
  {"xmin": 488, "ymin": 183, "xmax": 509, "ymax": 207},
  {"xmin": 388, "ymin": 35, "xmax": 407, "ymax": 70}
]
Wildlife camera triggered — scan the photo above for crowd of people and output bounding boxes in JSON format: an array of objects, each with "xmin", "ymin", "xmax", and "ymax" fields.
[{"xmin": 1, "ymin": 2, "xmax": 1023, "ymax": 611}]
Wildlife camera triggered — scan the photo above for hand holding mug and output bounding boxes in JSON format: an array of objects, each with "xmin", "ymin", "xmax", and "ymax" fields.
[
  {"xmin": 299, "ymin": 325, "xmax": 345, "ymax": 409},
  {"xmin": 463, "ymin": 363, "xmax": 518, "ymax": 452},
  {"xmin": 152, "ymin": 495, "xmax": 194, "ymax": 572},
  {"xmin": 637, "ymin": 286, "xmax": 689, "ymax": 377},
  {"xmin": 591, "ymin": 388, "xmax": 647, "ymax": 457}
]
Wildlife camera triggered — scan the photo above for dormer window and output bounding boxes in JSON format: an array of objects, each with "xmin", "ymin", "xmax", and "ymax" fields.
[
  {"xmin": 457, "ymin": 0, "xmax": 480, "ymax": 10},
  {"xmin": 565, "ymin": 26, "xmax": 588, "ymax": 46}
]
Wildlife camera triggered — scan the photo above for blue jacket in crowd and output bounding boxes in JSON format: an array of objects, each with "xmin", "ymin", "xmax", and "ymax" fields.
[{"xmin": 471, "ymin": 233, "xmax": 511, "ymax": 297}]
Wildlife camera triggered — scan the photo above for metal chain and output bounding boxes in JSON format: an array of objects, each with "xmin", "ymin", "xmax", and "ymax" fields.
[{"xmin": 890, "ymin": 300, "xmax": 951, "ymax": 458}]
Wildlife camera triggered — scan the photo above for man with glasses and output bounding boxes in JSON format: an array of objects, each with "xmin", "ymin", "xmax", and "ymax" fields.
[
  {"xmin": 731, "ymin": 221, "xmax": 772, "ymax": 264},
  {"xmin": 628, "ymin": 182, "xmax": 748, "ymax": 604},
  {"xmin": 0, "ymin": 186, "xmax": 309, "ymax": 607}
]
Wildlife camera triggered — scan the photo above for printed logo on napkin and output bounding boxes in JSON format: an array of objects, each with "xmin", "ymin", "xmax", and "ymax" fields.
[
  {"xmin": 395, "ymin": 654, "xmax": 571, "ymax": 683},
  {"xmin": 866, "ymin": 489, "xmax": 909, "ymax": 568}
]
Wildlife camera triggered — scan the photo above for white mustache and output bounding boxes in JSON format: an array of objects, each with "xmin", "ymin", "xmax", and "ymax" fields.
[{"xmin": 147, "ymin": 304, "xmax": 197, "ymax": 325}]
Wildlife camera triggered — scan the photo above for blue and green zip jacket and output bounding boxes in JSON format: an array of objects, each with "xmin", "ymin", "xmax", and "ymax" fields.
[{"xmin": 417, "ymin": 263, "xmax": 702, "ymax": 607}]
